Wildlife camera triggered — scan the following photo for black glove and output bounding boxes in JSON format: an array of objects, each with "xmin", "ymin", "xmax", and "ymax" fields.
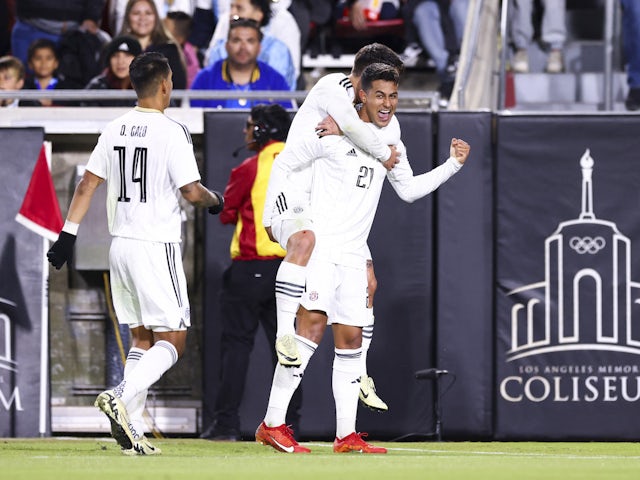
[
  {"xmin": 47, "ymin": 231, "xmax": 77, "ymax": 270},
  {"xmin": 207, "ymin": 191, "xmax": 224, "ymax": 215}
]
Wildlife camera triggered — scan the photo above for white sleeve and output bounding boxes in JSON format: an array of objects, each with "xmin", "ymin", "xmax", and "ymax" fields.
[
  {"xmin": 387, "ymin": 141, "xmax": 463, "ymax": 203},
  {"xmin": 322, "ymin": 85, "xmax": 392, "ymax": 162},
  {"xmin": 86, "ymin": 131, "xmax": 108, "ymax": 179},
  {"xmin": 167, "ymin": 126, "xmax": 201, "ymax": 188}
]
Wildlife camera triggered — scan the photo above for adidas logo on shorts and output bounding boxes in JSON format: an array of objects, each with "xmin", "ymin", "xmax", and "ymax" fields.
[{"xmin": 346, "ymin": 148, "xmax": 357, "ymax": 157}]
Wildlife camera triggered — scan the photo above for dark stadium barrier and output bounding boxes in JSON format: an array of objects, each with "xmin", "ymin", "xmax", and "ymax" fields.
[
  {"xmin": 202, "ymin": 111, "xmax": 439, "ymax": 440},
  {"xmin": 9, "ymin": 110, "xmax": 640, "ymax": 440},
  {"xmin": 494, "ymin": 114, "xmax": 640, "ymax": 440},
  {"xmin": 436, "ymin": 111, "xmax": 494, "ymax": 439},
  {"xmin": 0, "ymin": 128, "xmax": 49, "ymax": 437}
]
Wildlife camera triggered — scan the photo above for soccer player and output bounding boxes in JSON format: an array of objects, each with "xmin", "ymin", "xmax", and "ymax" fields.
[
  {"xmin": 263, "ymin": 43, "xmax": 402, "ymax": 373},
  {"xmin": 47, "ymin": 52, "xmax": 224, "ymax": 455},
  {"xmin": 200, "ymin": 103, "xmax": 302, "ymax": 441},
  {"xmin": 256, "ymin": 62, "xmax": 470, "ymax": 454}
]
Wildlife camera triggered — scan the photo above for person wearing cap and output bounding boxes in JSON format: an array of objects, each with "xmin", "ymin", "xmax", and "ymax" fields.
[{"xmin": 83, "ymin": 36, "xmax": 142, "ymax": 107}]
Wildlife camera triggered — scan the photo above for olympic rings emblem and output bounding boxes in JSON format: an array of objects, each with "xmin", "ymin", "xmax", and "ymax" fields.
[{"xmin": 569, "ymin": 236, "xmax": 606, "ymax": 254}]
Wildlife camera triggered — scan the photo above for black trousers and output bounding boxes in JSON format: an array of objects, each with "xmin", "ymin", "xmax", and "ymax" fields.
[{"xmin": 213, "ymin": 258, "xmax": 303, "ymax": 433}]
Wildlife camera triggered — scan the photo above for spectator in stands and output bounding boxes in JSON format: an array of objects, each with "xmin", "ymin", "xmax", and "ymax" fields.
[
  {"xmin": 164, "ymin": 10, "xmax": 201, "ymax": 88},
  {"xmin": 400, "ymin": 0, "xmax": 469, "ymax": 102},
  {"xmin": 0, "ymin": 55, "xmax": 36, "ymax": 107},
  {"xmin": 83, "ymin": 36, "xmax": 142, "ymax": 107},
  {"xmin": 340, "ymin": 0, "xmax": 401, "ymax": 31},
  {"xmin": 55, "ymin": 25, "xmax": 111, "ymax": 90},
  {"xmin": 205, "ymin": 0, "xmax": 297, "ymax": 91},
  {"xmin": 510, "ymin": 0, "xmax": 565, "ymax": 74},
  {"xmin": 187, "ymin": 1, "xmax": 217, "ymax": 63},
  {"xmin": 119, "ymin": 0, "xmax": 188, "ymax": 90},
  {"xmin": 620, "ymin": 0, "xmax": 640, "ymax": 111},
  {"xmin": 10, "ymin": 0, "xmax": 107, "ymax": 69},
  {"xmin": 190, "ymin": 18, "xmax": 292, "ymax": 108},
  {"xmin": 110, "ymin": 0, "xmax": 197, "ymax": 35},
  {"xmin": 288, "ymin": 0, "xmax": 333, "ymax": 65},
  {"xmin": 23, "ymin": 38, "xmax": 79, "ymax": 106}
]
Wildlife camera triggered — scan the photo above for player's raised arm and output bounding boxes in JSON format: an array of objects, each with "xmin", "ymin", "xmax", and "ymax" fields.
[
  {"xmin": 451, "ymin": 137, "xmax": 471, "ymax": 165},
  {"xmin": 388, "ymin": 138, "xmax": 470, "ymax": 203}
]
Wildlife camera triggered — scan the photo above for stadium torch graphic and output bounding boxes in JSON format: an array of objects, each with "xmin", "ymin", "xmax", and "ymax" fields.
[{"xmin": 500, "ymin": 149, "xmax": 640, "ymax": 408}]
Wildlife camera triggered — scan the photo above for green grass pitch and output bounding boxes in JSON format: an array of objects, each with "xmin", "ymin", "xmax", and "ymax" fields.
[{"xmin": 1, "ymin": 438, "xmax": 639, "ymax": 480}]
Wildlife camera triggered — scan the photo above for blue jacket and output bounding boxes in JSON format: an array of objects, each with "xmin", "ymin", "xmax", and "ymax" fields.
[
  {"xmin": 190, "ymin": 59, "xmax": 293, "ymax": 109},
  {"xmin": 206, "ymin": 35, "xmax": 296, "ymax": 91}
]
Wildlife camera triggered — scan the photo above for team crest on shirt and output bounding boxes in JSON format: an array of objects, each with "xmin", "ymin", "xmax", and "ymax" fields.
[
  {"xmin": 308, "ymin": 291, "xmax": 319, "ymax": 301},
  {"xmin": 293, "ymin": 206, "xmax": 304, "ymax": 214}
]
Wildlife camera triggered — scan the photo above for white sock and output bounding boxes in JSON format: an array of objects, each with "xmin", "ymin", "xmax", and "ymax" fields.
[
  {"xmin": 275, "ymin": 261, "xmax": 306, "ymax": 337},
  {"xmin": 123, "ymin": 347, "xmax": 147, "ymax": 437},
  {"xmin": 264, "ymin": 335, "xmax": 317, "ymax": 427},
  {"xmin": 113, "ymin": 340, "xmax": 178, "ymax": 406},
  {"xmin": 361, "ymin": 311, "xmax": 374, "ymax": 377},
  {"xmin": 333, "ymin": 347, "xmax": 362, "ymax": 439}
]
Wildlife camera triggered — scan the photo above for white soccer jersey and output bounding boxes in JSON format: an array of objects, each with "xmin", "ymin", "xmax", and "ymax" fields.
[
  {"xmin": 263, "ymin": 72, "xmax": 399, "ymax": 227},
  {"xmin": 309, "ymin": 122, "xmax": 463, "ymax": 267},
  {"xmin": 86, "ymin": 106, "xmax": 201, "ymax": 243}
]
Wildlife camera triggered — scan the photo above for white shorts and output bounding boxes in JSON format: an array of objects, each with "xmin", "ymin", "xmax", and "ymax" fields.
[
  {"xmin": 269, "ymin": 189, "xmax": 314, "ymax": 250},
  {"xmin": 300, "ymin": 257, "xmax": 368, "ymax": 327},
  {"xmin": 109, "ymin": 237, "xmax": 190, "ymax": 332}
]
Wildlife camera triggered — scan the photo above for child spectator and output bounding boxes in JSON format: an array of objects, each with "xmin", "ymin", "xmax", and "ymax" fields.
[
  {"xmin": 84, "ymin": 36, "xmax": 142, "ymax": 107},
  {"xmin": 0, "ymin": 55, "xmax": 39, "ymax": 107},
  {"xmin": 23, "ymin": 39, "xmax": 78, "ymax": 106}
]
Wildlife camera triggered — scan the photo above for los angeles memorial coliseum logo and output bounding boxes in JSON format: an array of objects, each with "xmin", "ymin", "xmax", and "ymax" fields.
[{"xmin": 500, "ymin": 150, "xmax": 640, "ymax": 403}]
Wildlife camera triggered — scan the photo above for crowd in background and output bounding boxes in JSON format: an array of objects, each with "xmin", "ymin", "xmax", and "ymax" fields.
[
  {"xmin": 0, "ymin": 0, "xmax": 639, "ymax": 109},
  {"xmin": 0, "ymin": 0, "xmax": 470, "ymax": 105}
]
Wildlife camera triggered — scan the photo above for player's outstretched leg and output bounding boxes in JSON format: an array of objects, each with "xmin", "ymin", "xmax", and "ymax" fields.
[
  {"xmin": 255, "ymin": 422, "xmax": 310, "ymax": 453},
  {"xmin": 122, "ymin": 435, "xmax": 162, "ymax": 456},
  {"xmin": 95, "ymin": 389, "xmax": 137, "ymax": 450},
  {"xmin": 275, "ymin": 333, "xmax": 301, "ymax": 367},
  {"xmin": 358, "ymin": 374, "xmax": 388, "ymax": 412}
]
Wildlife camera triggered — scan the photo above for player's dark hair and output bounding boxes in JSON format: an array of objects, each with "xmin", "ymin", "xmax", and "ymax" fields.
[
  {"xmin": 129, "ymin": 52, "xmax": 171, "ymax": 98},
  {"xmin": 360, "ymin": 63, "xmax": 400, "ymax": 92},
  {"xmin": 352, "ymin": 43, "xmax": 404, "ymax": 77},
  {"xmin": 27, "ymin": 38, "xmax": 59, "ymax": 63},
  {"xmin": 250, "ymin": 103, "xmax": 291, "ymax": 146},
  {"xmin": 228, "ymin": 17, "xmax": 264, "ymax": 42}
]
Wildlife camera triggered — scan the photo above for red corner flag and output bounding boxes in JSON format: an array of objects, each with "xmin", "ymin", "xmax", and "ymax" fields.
[{"xmin": 15, "ymin": 143, "xmax": 63, "ymax": 242}]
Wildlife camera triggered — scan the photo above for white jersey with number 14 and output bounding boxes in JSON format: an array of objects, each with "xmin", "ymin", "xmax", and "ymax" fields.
[{"xmin": 86, "ymin": 106, "xmax": 201, "ymax": 243}]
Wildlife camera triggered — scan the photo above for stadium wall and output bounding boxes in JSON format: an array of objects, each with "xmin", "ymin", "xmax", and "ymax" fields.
[{"xmin": 3, "ymin": 110, "xmax": 640, "ymax": 441}]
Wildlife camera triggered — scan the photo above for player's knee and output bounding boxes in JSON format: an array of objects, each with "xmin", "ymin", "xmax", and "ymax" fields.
[{"xmin": 288, "ymin": 230, "xmax": 316, "ymax": 257}]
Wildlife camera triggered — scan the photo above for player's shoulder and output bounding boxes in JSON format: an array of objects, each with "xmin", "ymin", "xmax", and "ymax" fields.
[
  {"xmin": 313, "ymin": 72, "xmax": 352, "ymax": 94},
  {"xmin": 384, "ymin": 115, "xmax": 401, "ymax": 144},
  {"xmin": 164, "ymin": 115, "xmax": 193, "ymax": 144}
]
